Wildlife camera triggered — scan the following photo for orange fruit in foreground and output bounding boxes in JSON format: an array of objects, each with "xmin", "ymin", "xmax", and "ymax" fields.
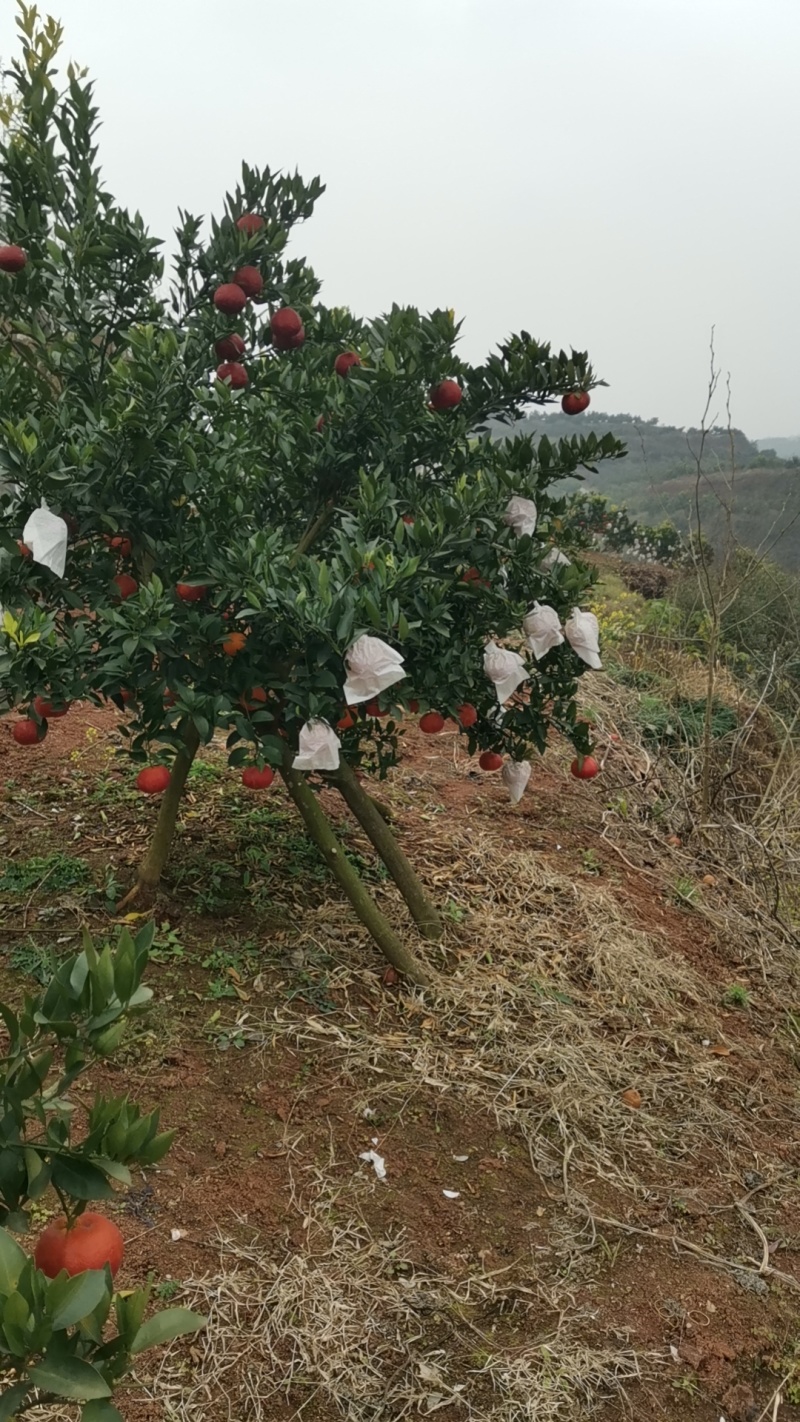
[
  {"xmin": 33, "ymin": 696, "xmax": 71, "ymax": 719},
  {"xmin": 240, "ymin": 686, "xmax": 268, "ymax": 712},
  {"xmin": 12, "ymin": 718, "xmax": 44, "ymax": 746},
  {"xmin": 222, "ymin": 631, "xmax": 247, "ymax": 656},
  {"xmin": 113, "ymin": 573, "xmax": 138, "ymax": 601},
  {"xmin": 242, "ymin": 766, "xmax": 274, "ymax": 790},
  {"xmin": 137, "ymin": 765, "xmax": 171, "ymax": 794},
  {"xmin": 479, "ymin": 751, "xmax": 503, "ymax": 772},
  {"xmin": 34, "ymin": 1211, "xmax": 124, "ymax": 1279},
  {"xmin": 457, "ymin": 703, "xmax": 478, "ymax": 729},
  {"xmin": 419, "ymin": 711, "xmax": 445, "ymax": 734},
  {"xmin": 571, "ymin": 755, "xmax": 599, "ymax": 780}
]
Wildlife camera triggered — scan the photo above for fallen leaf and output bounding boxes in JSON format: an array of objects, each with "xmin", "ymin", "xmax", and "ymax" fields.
[
  {"xmin": 621, "ymin": 1088, "xmax": 642, "ymax": 1109},
  {"xmin": 382, "ymin": 965, "xmax": 399, "ymax": 986},
  {"xmin": 710, "ymin": 1044, "xmax": 732, "ymax": 1056}
]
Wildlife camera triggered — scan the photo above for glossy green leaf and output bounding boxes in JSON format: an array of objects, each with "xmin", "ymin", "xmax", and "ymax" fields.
[
  {"xmin": 0, "ymin": 1227, "xmax": 27, "ymax": 1294},
  {"xmin": 48, "ymin": 1268, "xmax": 109, "ymax": 1329},
  {"xmin": 130, "ymin": 1306, "xmax": 206, "ymax": 1354},
  {"xmin": 29, "ymin": 1355, "xmax": 112, "ymax": 1400}
]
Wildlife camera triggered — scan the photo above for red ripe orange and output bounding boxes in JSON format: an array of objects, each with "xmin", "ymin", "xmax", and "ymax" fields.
[
  {"xmin": 457, "ymin": 703, "xmax": 478, "ymax": 729},
  {"xmin": 0, "ymin": 244, "xmax": 27, "ymax": 273},
  {"xmin": 270, "ymin": 307, "xmax": 303, "ymax": 346},
  {"xmin": 113, "ymin": 573, "xmax": 138, "ymax": 600},
  {"xmin": 176, "ymin": 582, "xmax": 207, "ymax": 602},
  {"xmin": 215, "ymin": 333, "xmax": 246, "ymax": 361},
  {"xmin": 222, "ymin": 630, "xmax": 247, "ymax": 656},
  {"xmin": 571, "ymin": 754, "xmax": 599, "ymax": 779},
  {"xmin": 270, "ymin": 307, "xmax": 302, "ymax": 339},
  {"xmin": 233, "ymin": 265, "xmax": 263, "ymax": 299},
  {"xmin": 214, "ymin": 282, "xmax": 247, "ymax": 316},
  {"xmin": 163, "ymin": 689, "xmax": 177, "ymax": 707},
  {"xmin": 407, "ymin": 700, "xmax": 420, "ymax": 714},
  {"xmin": 12, "ymin": 719, "xmax": 44, "ymax": 746},
  {"xmin": 17, "ymin": 540, "xmax": 32, "ymax": 558},
  {"xmin": 216, "ymin": 361, "xmax": 248, "ymax": 388},
  {"xmin": 242, "ymin": 766, "xmax": 274, "ymax": 790},
  {"xmin": 315, "ymin": 414, "xmax": 325, "ymax": 433},
  {"xmin": 104, "ymin": 533, "xmax": 132, "ymax": 557},
  {"xmin": 33, "ymin": 696, "xmax": 70, "ymax": 720},
  {"xmin": 236, "ymin": 213, "xmax": 264, "ymax": 235},
  {"xmin": 117, "ymin": 688, "xmax": 135, "ymax": 706},
  {"xmin": 136, "ymin": 765, "xmax": 171, "ymax": 794},
  {"xmin": 479, "ymin": 751, "xmax": 503, "ymax": 772},
  {"xmin": 240, "ymin": 687, "xmax": 268, "ymax": 711},
  {"xmin": 282, "ymin": 325, "xmax": 305, "ymax": 349},
  {"xmin": 334, "ymin": 351, "xmax": 361, "ymax": 377},
  {"xmin": 402, "ymin": 514, "xmax": 415, "ymax": 526},
  {"xmin": 337, "ymin": 709, "xmax": 355, "ymax": 731},
  {"xmin": 365, "ymin": 699, "xmax": 389, "ymax": 718},
  {"xmin": 429, "ymin": 379, "xmax": 462, "ymax": 410},
  {"xmin": 562, "ymin": 390, "xmax": 590, "ymax": 416},
  {"xmin": 34, "ymin": 1212, "xmax": 124, "ymax": 1279},
  {"xmin": 419, "ymin": 711, "xmax": 445, "ymax": 734}
]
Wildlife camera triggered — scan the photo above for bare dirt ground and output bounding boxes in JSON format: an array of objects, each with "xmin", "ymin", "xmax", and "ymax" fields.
[{"xmin": 1, "ymin": 689, "xmax": 798, "ymax": 1422}]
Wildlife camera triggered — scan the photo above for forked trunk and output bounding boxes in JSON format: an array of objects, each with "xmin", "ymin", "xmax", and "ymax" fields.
[
  {"xmin": 329, "ymin": 760, "xmax": 442, "ymax": 940},
  {"xmin": 280, "ymin": 761, "xmax": 434, "ymax": 987}
]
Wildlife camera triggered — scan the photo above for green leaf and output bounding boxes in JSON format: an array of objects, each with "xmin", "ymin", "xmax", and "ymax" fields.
[
  {"xmin": 51, "ymin": 1156, "xmax": 115, "ymax": 1201},
  {"xmin": 29, "ymin": 1356, "xmax": 112, "ymax": 1401},
  {"xmin": 82, "ymin": 1403, "xmax": 123, "ymax": 1422},
  {"xmin": 131, "ymin": 1307, "xmax": 206, "ymax": 1354},
  {"xmin": 48, "ymin": 1268, "xmax": 109, "ymax": 1330},
  {"xmin": 0, "ymin": 1227, "xmax": 27, "ymax": 1294},
  {"xmin": 0, "ymin": 1382, "xmax": 29, "ymax": 1420}
]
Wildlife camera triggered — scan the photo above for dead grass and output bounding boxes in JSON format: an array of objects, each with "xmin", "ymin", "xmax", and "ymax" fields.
[
  {"xmin": 144, "ymin": 1183, "xmax": 653, "ymax": 1422},
  {"xmin": 250, "ymin": 828, "xmax": 791, "ymax": 1211}
]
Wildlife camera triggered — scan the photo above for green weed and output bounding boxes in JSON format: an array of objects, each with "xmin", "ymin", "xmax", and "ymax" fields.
[
  {"xmin": 0, "ymin": 853, "xmax": 91, "ymax": 895},
  {"xmin": 722, "ymin": 983, "xmax": 750, "ymax": 1009}
]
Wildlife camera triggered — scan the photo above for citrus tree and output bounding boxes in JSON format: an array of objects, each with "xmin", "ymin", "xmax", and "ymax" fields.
[
  {"xmin": 0, "ymin": 920, "xmax": 204, "ymax": 1418},
  {"xmin": 0, "ymin": 4, "xmax": 625, "ymax": 983}
]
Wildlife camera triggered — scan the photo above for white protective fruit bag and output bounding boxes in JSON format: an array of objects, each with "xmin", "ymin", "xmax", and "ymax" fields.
[
  {"xmin": 540, "ymin": 546, "xmax": 571, "ymax": 571},
  {"xmin": 565, "ymin": 608, "xmax": 602, "ymax": 670},
  {"xmin": 523, "ymin": 602, "xmax": 564, "ymax": 660},
  {"xmin": 343, "ymin": 634, "xmax": 406, "ymax": 705},
  {"xmin": 503, "ymin": 496, "xmax": 538, "ymax": 538},
  {"xmin": 501, "ymin": 759, "xmax": 532, "ymax": 805},
  {"xmin": 22, "ymin": 504, "xmax": 68, "ymax": 578},
  {"xmin": 292, "ymin": 719, "xmax": 341, "ymax": 772},
  {"xmin": 483, "ymin": 640, "xmax": 528, "ymax": 703}
]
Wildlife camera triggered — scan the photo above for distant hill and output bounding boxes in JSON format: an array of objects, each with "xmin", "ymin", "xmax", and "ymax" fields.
[
  {"xmin": 757, "ymin": 435, "xmax": 800, "ymax": 459},
  {"xmin": 491, "ymin": 411, "xmax": 800, "ymax": 571}
]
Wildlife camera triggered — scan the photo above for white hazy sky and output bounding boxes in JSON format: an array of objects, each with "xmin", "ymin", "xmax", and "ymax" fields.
[{"xmin": 2, "ymin": 0, "xmax": 798, "ymax": 437}]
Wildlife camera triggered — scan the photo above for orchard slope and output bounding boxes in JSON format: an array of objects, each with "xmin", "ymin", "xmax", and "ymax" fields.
[{"xmin": 1, "ymin": 3, "xmax": 624, "ymax": 979}]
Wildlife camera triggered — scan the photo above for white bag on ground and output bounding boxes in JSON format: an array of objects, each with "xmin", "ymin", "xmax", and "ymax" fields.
[
  {"xmin": 523, "ymin": 602, "xmax": 563, "ymax": 660},
  {"xmin": 503, "ymin": 495, "xmax": 538, "ymax": 538},
  {"xmin": 22, "ymin": 505, "xmax": 68, "ymax": 578},
  {"xmin": 343, "ymin": 634, "xmax": 406, "ymax": 705},
  {"xmin": 502, "ymin": 759, "xmax": 532, "ymax": 804},
  {"xmin": 483, "ymin": 640, "xmax": 528, "ymax": 703},
  {"xmin": 540, "ymin": 546, "xmax": 571, "ymax": 571},
  {"xmin": 565, "ymin": 608, "xmax": 602, "ymax": 669},
  {"xmin": 292, "ymin": 718, "xmax": 341, "ymax": 772}
]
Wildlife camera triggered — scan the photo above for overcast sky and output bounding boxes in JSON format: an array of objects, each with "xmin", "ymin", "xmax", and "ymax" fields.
[{"xmin": 2, "ymin": 0, "xmax": 798, "ymax": 438}]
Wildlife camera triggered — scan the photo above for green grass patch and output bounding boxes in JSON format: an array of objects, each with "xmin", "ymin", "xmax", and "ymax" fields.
[
  {"xmin": 0, "ymin": 852, "xmax": 91, "ymax": 895},
  {"xmin": 636, "ymin": 694, "xmax": 738, "ymax": 748}
]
